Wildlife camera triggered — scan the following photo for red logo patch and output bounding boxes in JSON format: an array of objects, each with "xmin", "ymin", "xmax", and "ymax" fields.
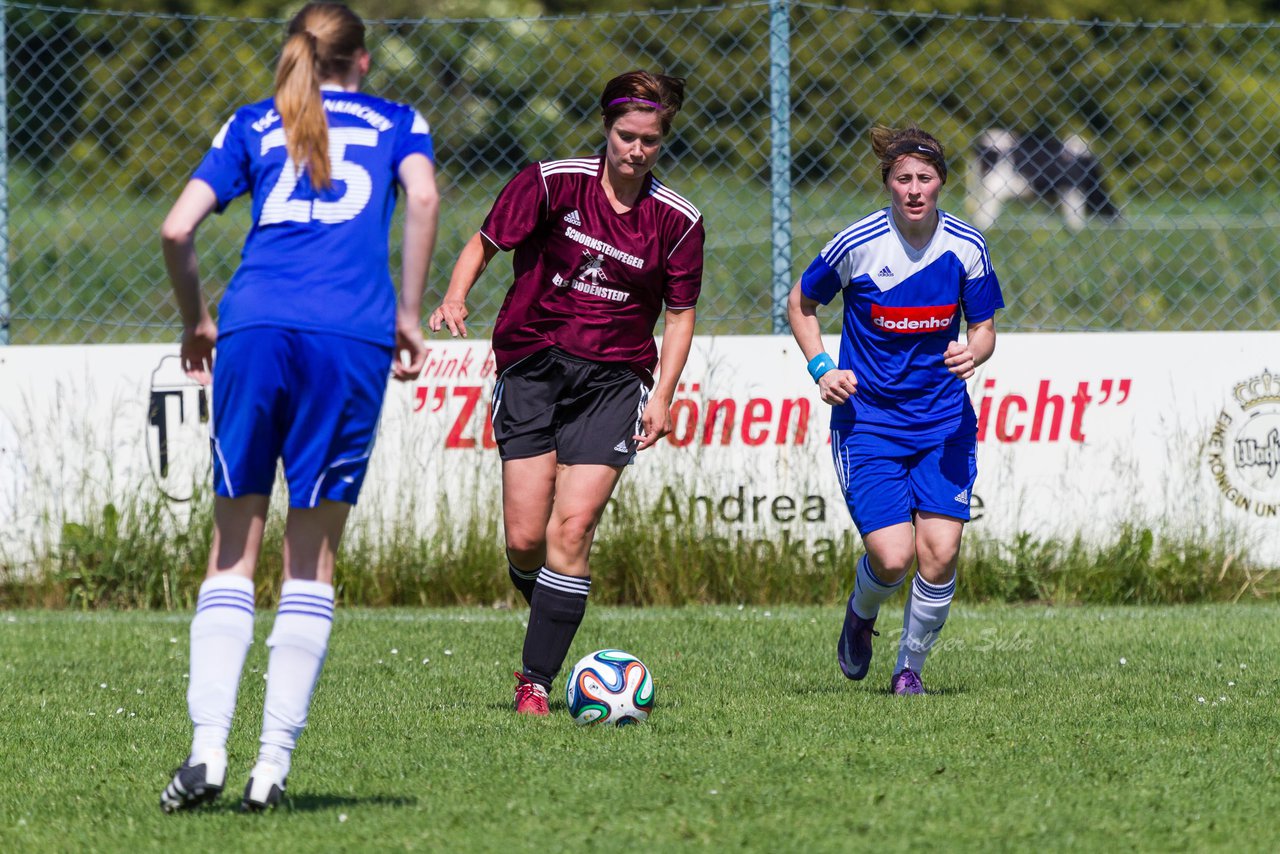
[{"xmin": 871, "ymin": 304, "xmax": 958, "ymax": 335}]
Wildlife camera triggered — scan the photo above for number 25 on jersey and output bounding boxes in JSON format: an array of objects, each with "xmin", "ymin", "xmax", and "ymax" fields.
[{"xmin": 258, "ymin": 127, "xmax": 376, "ymax": 226}]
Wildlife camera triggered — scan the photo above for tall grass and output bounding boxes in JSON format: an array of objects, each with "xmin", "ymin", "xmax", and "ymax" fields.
[
  {"xmin": 3, "ymin": 479, "xmax": 1275, "ymax": 609},
  {"xmin": 961, "ymin": 525, "xmax": 1275, "ymax": 605}
]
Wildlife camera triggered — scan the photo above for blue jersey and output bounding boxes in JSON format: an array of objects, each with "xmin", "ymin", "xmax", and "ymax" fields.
[
  {"xmin": 800, "ymin": 208, "xmax": 1004, "ymax": 438},
  {"xmin": 193, "ymin": 88, "xmax": 434, "ymax": 346}
]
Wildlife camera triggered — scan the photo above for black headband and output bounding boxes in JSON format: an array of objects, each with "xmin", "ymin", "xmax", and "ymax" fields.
[{"xmin": 883, "ymin": 141, "xmax": 947, "ymax": 182}]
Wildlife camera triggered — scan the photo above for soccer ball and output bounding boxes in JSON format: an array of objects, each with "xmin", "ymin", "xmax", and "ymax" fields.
[{"xmin": 565, "ymin": 649, "xmax": 654, "ymax": 726}]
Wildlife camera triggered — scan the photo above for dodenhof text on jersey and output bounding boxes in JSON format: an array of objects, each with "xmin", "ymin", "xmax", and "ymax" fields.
[{"xmin": 870, "ymin": 303, "xmax": 958, "ymax": 334}]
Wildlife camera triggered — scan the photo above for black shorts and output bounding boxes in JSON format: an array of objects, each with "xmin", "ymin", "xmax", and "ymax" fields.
[{"xmin": 492, "ymin": 348, "xmax": 649, "ymax": 465}]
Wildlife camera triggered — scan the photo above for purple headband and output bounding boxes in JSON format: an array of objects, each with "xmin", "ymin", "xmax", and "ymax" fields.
[{"xmin": 607, "ymin": 97, "xmax": 664, "ymax": 110}]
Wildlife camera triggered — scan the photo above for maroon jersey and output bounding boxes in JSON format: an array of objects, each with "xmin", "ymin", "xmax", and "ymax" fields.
[{"xmin": 481, "ymin": 155, "xmax": 704, "ymax": 380}]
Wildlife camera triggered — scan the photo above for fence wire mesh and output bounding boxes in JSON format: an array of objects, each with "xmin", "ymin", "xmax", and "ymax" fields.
[{"xmin": 5, "ymin": 2, "xmax": 1279, "ymax": 344}]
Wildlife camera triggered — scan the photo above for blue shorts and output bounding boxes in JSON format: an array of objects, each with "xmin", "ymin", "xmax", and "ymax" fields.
[
  {"xmin": 210, "ymin": 328, "xmax": 392, "ymax": 508},
  {"xmin": 830, "ymin": 427, "xmax": 977, "ymax": 536}
]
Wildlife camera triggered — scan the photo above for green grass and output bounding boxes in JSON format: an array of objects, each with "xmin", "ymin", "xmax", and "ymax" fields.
[{"xmin": 2, "ymin": 604, "xmax": 1278, "ymax": 851}]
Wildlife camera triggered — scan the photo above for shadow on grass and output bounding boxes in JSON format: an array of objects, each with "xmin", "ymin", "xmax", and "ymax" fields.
[
  {"xmin": 787, "ymin": 679, "xmax": 969, "ymax": 697},
  {"xmin": 875, "ymin": 682, "xmax": 968, "ymax": 697},
  {"xmin": 185, "ymin": 794, "xmax": 418, "ymax": 816},
  {"xmin": 284, "ymin": 793, "xmax": 419, "ymax": 812},
  {"xmin": 483, "ymin": 700, "xmax": 568, "ymax": 713}
]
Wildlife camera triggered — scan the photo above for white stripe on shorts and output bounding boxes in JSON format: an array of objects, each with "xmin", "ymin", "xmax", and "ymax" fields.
[
  {"xmin": 830, "ymin": 428, "xmax": 852, "ymax": 494},
  {"xmin": 491, "ymin": 377, "xmax": 504, "ymax": 426},
  {"xmin": 306, "ymin": 408, "xmax": 383, "ymax": 507},
  {"xmin": 210, "ymin": 422, "xmax": 236, "ymax": 498},
  {"xmin": 633, "ymin": 382, "xmax": 649, "ymax": 442}
]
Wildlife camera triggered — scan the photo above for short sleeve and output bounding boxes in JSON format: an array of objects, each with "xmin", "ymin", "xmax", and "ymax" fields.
[
  {"xmin": 480, "ymin": 163, "xmax": 547, "ymax": 251},
  {"xmin": 960, "ymin": 248, "xmax": 1005, "ymax": 323},
  {"xmin": 799, "ymin": 255, "xmax": 844, "ymax": 306},
  {"xmin": 663, "ymin": 217, "xmax": 704, "ymax": 309},
  {"xmin": 191, "ymin": 112, "xmax": 251, "ymax": 212},
  {"xmin": 393, "ymin": 107, "xmax": 434, "ymax": 167}
]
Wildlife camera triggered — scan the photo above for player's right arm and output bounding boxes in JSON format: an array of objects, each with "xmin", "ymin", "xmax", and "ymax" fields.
[
  {"xmin": 786, "ymin": 279, "xmax": 857, "ymax": 405},
  {"xmin": 430, "ymin": 163, "xmax": 545, "ymax": 338},
  {"xmin": 429, "ymin": 231, "xmax": 499, "ymax": 339},
  {"xmin": 393, "ymin": 153, "xmax": 439, "ymax": 379},
  {"xmin": 160, "ymin": 179, "xmax": 220, "ymax": 384}
]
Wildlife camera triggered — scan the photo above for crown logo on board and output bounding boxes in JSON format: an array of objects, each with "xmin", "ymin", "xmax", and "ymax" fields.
[{"xmin": 1234, "ymin": 368, "xmax": 1280, "ymax": 410}]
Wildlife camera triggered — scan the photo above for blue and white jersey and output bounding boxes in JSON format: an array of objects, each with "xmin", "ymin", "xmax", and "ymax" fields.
[
  {"xmin": 800, "ymin": 208, "xmax": 1004, "ymax": 437},
  {"xmin": 193, "ymin": 88, "xmax": 434, "ymax": 346}
]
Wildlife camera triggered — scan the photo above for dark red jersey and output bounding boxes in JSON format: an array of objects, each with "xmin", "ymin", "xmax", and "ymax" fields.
[{"xmin": 481, "ymin": 155, "xmax": 704, "ymax": 380}]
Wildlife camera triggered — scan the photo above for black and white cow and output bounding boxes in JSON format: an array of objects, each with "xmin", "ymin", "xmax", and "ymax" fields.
[{"xmin": 966, "ymin": 129, "xmax": 1119, "ymax": 231}]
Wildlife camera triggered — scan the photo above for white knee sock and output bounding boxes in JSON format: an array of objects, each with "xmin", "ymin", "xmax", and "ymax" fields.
[
  {"xmin": 188, "ymin": 575, "xmax": 256, "ymax": 756},
  {"xmin": 849, "ymin": 553, "xmax": 905, "ymax": 620},
  {"xmin": 258, "ymin": 579, "xmax": 334, "ymax": 775},
  {"xmin": 896, "ymin": 574, "xmax": 956, "ymax": 674}
]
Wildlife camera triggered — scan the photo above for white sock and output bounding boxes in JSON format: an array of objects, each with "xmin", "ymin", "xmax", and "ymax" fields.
[
  {"xmin": 258, "ymin": 579, "xmax": 334, "ymax": 776},
  {"xmin": 849, "ymin": 553, "xmax": 905, "ymax": 620},
  {"xmin": 187, "ymin": 575, "xmax": 255, "ymax": 756},
  {"xmin": 896, "ymin": 574, "xmax": 956, "ymax": 674}
]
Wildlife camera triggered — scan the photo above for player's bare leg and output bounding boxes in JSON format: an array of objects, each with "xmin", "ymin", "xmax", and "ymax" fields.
[
  {"xmin": 864, "ymin": 522, "xmax": 917, "ymax": 585},
  {"xmin": 545, "ymin": 463, "xmax": 625, "ymax": 578},
  {"xmin": 502, "ymin": 452, "xmax": 557, "ymax": 604},
  {"xmin": 208, "ymin": 493, "xmax": 271, "ymax": 579},
  {"xmin": 912, "ymin": 513, "xmax": 962, "ymax": 587},
  {"xmin": 281, "ymin": 499, "xmax": 350, "ymax": 585}
]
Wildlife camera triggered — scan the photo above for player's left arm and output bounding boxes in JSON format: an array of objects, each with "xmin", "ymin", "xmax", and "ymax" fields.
[
  {"xmin": 636, "ymin": 306, "xmax": 696, "ymax": 451},
  {"xmin": 393, "ymin": 152, "xmax": 440, "ymax": 381},
  {"xmin": 949, "ymin": 245, "xmax": 1002, "ymax": 380},
  {"xmin": 944, "ymin": 317, "xmax": 996, "ymax": 380}
]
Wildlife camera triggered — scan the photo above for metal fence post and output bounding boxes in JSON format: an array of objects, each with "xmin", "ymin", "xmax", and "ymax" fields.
[
  {"xmin": 0, "ymin": 1, "xmax": 8, "ymax": 346},
  {"xmin": 768, "ymin": 0, "xmax": 792, "ymax": 335}
]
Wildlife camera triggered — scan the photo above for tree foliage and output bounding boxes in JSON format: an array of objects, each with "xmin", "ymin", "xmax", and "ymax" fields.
[{"xmin": 7, "ymin": 0, "xmax": 1279, "ymax": 201}]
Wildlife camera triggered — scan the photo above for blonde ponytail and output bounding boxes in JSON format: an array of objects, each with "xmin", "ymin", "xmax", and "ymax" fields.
[
  {"xmin": 275, "ymin": 30, "xmax": 331, "ymax": 189},
  {"xmin": 273, "ymin": 3, "xmax": 366, "ymax": 191}
]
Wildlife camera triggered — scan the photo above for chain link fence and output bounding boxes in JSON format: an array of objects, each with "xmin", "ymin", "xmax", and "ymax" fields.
[{"xmin": 4, "ymin": 1, "xmax": 1278, "ymax": 344}]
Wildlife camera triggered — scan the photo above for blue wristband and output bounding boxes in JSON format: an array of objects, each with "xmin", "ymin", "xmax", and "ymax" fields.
[{"xmin": 807, "ymin": 352, "xmax": 837, "ymax": 383}]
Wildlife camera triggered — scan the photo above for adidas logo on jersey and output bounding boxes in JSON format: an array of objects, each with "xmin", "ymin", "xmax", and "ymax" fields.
[
  {"xmin": 563, "ymin": 209, "xmax": 582, "ymax": 226},
  {"xmin": 613, "ymin": 440, "xmax": 630, "ymax": 453},
  {"xmin": 876, "ymin": 266, "xmax": 894, "ymax": 277},
  {"xmin": 954, "ymin": 489, "xmax": 969, "ymax": 505}
]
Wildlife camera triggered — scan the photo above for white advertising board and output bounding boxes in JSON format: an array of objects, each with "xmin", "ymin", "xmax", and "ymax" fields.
[{"xmin": 2, "ymin": 332, "xmax": 1278, "ymax": 566}]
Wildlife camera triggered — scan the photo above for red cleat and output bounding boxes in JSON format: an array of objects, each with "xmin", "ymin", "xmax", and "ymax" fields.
[{"xmin": 514, "ymin": 671, "xmax": 550, "ymax": 716}]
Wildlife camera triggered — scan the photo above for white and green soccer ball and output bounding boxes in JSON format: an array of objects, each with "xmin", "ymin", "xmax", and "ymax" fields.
[{"xmin": 565, "ymin": 649, "xmax": 654, "ymax": 726}]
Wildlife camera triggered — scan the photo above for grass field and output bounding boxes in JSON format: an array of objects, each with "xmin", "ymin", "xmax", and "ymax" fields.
[{"xmin": 2, "ymin": 603, "xmax": 1277, "ymax": 851}]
